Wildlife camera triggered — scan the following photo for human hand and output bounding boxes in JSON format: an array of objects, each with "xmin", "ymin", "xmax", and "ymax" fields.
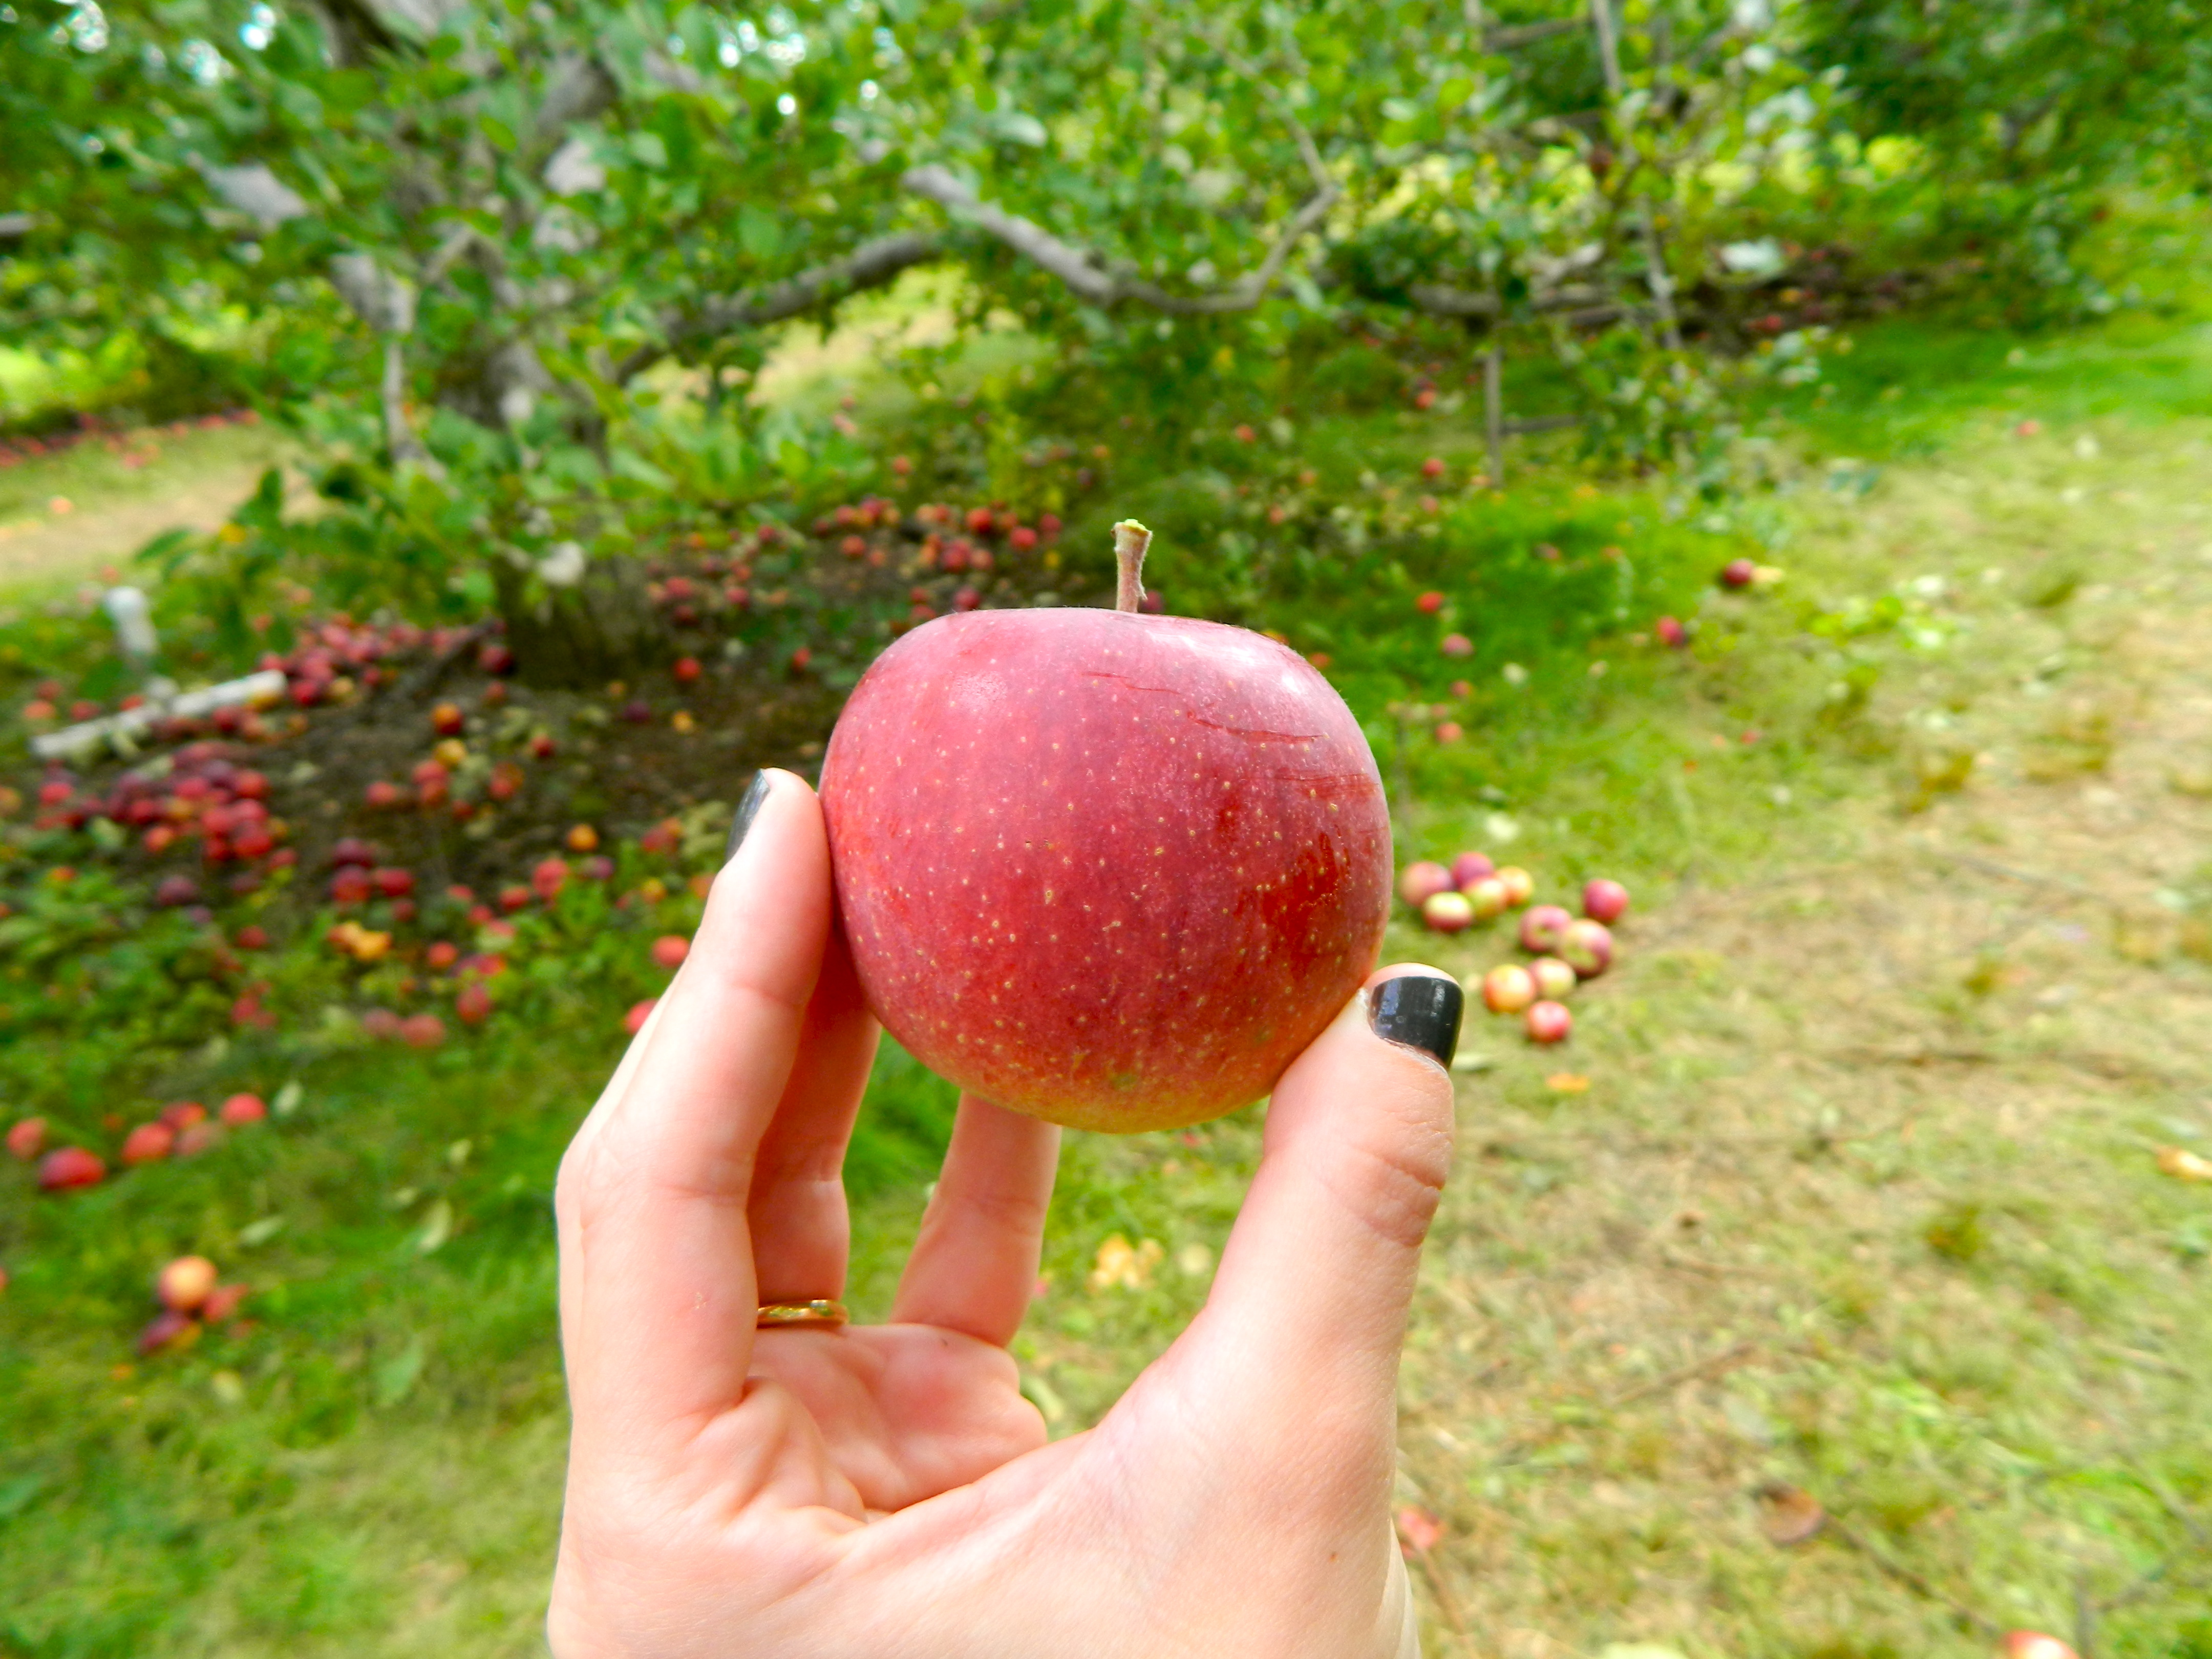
[{"xmin": 550, "ymin": 769, "xmax": 1463, "ymax": 1657}]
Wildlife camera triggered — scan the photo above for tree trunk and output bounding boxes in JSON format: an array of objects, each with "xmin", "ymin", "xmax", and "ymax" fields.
[{"xmin": 494, "ymin": 556, "xmax": 670, "ymax": 688}]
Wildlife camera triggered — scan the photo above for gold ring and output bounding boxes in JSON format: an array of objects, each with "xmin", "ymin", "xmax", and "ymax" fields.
[{"xmin": 756, "ymin": 1299, "xmax": 849, "ymax": 1330}]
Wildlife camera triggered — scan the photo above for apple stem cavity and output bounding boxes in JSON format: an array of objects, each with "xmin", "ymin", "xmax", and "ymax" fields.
[{"xmin": 1113, "ymin": 519, "xmax": 1152, "ymax": 614}]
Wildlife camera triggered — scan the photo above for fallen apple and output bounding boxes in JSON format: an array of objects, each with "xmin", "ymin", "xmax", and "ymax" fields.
[
  {"xmin": 136, "ymin": 1309, "xmax": 200, "ymax": 1356},
  {"xmin": 202, "ymin": 1283, "xmax": 249, "ymax": 1323},
  {"xmin": 161, "ymin": 1101, "xmax": 206, "ymax": 1131},
  {"xmin": 219, "ymin": 1093, "xmax": 266, "ymax": 1126},
  {"xmin": 2003, "ymin": 1636, "xmax": 2079, "ymax": 1659},
  {"xmin": 1528, "ymin": 957, "xmax": 1577, "ymax": 999},
  {"xmin": 1422, "ymin": 890, "xmax": 1476, "ymax": 933},
  {"xmin": 456, "ymin": 981, "xmax": 493, "ymax": 1025},
  {"xmin": 1481, "ymin": 963, "xmax": 1537, "ymax": 1014},
  {"xmin": 1656, "ymin": 615, "xmax": 1687, "ymax": 648},
  {"xmin": 1519, "ymin": 904, "xmax": 1572, "ymax": 954},
  {"xmin": 7, "ymin": 1116, "xmax": 44, "ymax": 1160},
  {"xmin": 1582, "ymin": 878, "xmax": 1630, "ymax": 924},
  {"xmin": 38, "ymin": 1146, "xmax": 105, "ymax": 1190},
  {"xmin": 1464, "ymin": 876, "xmax": 1510, "ymax": 920},
  {"xmin": 1493, "ymin": 865, "xmax": 1534, "ymax": 907},
  {"xmin": 1450, "ymin": 851, "xmax": 1495, "ymax": 888},
  {"xmin": 176, "ymin": 1121, "xmax": 224, "ymax": 1158},
  {"xmin": 1524, "ymin": 999, "xmax": 1571, "ymax": 1043},
  {"xmin": 1398, "ymin": 861, "xmax": 1454, "ymax": 908},
  {"xmin": 821, "ymin": 520, "xmax": 1392, "ymax": 1132},
  {"xmin": 121, "ymin": 1122, "xmax": 175, "ymax": 1165},
  {"xmin": 1559, "ymin": 919, "xmax": 1614, "ymax": 978},
  {"xmin": 650, "ymin": 934, "xmax": 690, "ymax": 969},
  {"xmin": 1720, "ymin": 558, "xmax": 1757, "ymax": 589},
  {"xmin": 157, "ymin": 1255, "xmax": 219, "ymax": 1312},
  {"xmin": 624, "ymin": 997, "xmax": 657, "ymax": 1035}
]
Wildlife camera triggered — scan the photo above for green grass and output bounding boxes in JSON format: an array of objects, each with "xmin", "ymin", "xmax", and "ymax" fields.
[{"xmin": 8, "ymin": 250, "xmax": 2212, "ymax": 1653}]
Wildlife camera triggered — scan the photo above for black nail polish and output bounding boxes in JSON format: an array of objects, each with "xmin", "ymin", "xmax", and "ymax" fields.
[
  {"xmin": 1369, "ymin": 974, "xmax": 1463, "ymax": 1070},
  {"xmin": 726, "ymin": 770, "xmax": 772, "ymax": 861}
]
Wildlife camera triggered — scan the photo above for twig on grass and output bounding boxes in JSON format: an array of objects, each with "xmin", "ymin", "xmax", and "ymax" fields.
[{"xmin": 1604, "ymin": 1340, "xmax": 1756, "ymax": 1408}]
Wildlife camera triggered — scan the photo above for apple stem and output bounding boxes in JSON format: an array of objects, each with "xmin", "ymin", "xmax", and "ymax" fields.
[{"xmin": 1113, "ymin": 519, "xmax": 1151, "ymax": 614}]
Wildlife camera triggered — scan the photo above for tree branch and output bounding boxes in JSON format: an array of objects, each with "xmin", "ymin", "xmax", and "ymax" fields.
[
  {"xmin": 901, "ymin": 156, "xmax": 1338, "ymax": 316},
  {"xmin": 621, "ymin": 230, "xmax": 944, "ymax": 380}
]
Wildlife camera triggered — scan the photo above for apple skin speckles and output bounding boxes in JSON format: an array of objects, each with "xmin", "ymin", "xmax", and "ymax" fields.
[{"xmin": 820, "ymin": 609, "xmax": 1391, "ymax": 1133}]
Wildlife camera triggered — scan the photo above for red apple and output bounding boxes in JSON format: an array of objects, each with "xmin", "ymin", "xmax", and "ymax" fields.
[
  {"xmin": 176, "ymin": 1121, "xmax": 223, "ymax": 1157},
  {"xmin": 455, "ymin": 982, "xmax": 493, "ymax": 1025},
  {"xmin": 1493, "ymin": 865, "xmax": 1534, "ymax": 907},
  {"xmin": 400, "ymin": 1013, "xmax": 446, "ymax": 1049},
  {"xmin": 1559, "ymin": 919, "xmax": 1614, "ymax": 977},
  {"xmin": 1421, "ymin": 891, "xmax": 1476, "ymax": 933},
  {"xmin": 426, "ymin": 941, "xmax": 459, "ymax": 971},
  {"xmin": 137, "ymin": 1308, "xmax": 200, "ymax": 1356},
  {"xmin": 219, "ymin": 1093, "xmax": 266, "ymax": 1126},
  {"xmin": 1415, "ymin": 591, "xmax": 1445, "ymax": 614},
  {"xmin": 202, "ymin": 1284, "xmax": 249, "ymax": 1323},
  {"xmin": 1525, "ymin": 999, "xmax": 1571, "ymax": 1043},
  {"xmin": 1464, "ymin": 876, "xmax": 1509, "ymax": 920},
  {"xmin": 1420, "ymin": 456, "xmax": 1445, "ymax": 479},
  {"xmin": 650, "ymin": 934, "xmax": 690, "ymax": 969},
  {"xmin": 161, "ymin": 1101, "xmax": 206, "ymax": 1131},
  {"xmin": 2003, "ymin": 1635, "xmax": 2078, "ymax": 1659},
  {"xmin": 431, "ymin": 701, "xmax": 465, "ymax": 736},
  {"xmin": 1450, "ymin": 852, "xmax": 1494, "ymax": 888},
  {"xmin": 39, "ymin": 1146, "xmax": 105, "ymax": 1189},
  {"xmin": 121, "ymin": 1122, "xmax": 175, "ymax": 1164},
  {"xmin": 7, "ymin": 1116, "xmax": 44, "ymax": 1160},
  {"xmin": 1582, "ymin": 878, "xmax": 1630, "ymax": 924},
  {"xmin": 1398, "ymin": 861, "xmax": 1454, "ymax": 909},
  {"xmin": 624, "ymin": 997, "xmax": 657, "ymax": 1035},
  {"xmin": 1656, "ymin": 615, "xmax": 1687, "ymax": 648},
  {"xmin": 158, "ymin": 1255, "xmax": 219, "ymax": 1312},
  {"xmin": 820, "ymin": 520, "xmax": 1391, "ymax": 1133},
  {"xmin": 1529, "ymin": 957, "xmax": 1576, "ymax": 999},
  {"xmin": 1519, "ymin": 904, "xmax": 1572, "ymax": 954},
  {"xmin": 1720, "ymin": 558, "xmax": 1757, "ymax": 589},
  {"xmin": 1481, "ymin": 963, "xmax": 1537, "ymax": 1014}
]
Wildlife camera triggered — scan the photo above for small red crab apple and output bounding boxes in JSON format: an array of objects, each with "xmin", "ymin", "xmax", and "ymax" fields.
[
  {"xmin": 1524, "ymin": 999, "xmax": 1572, "ymax": 1043},
  {"xmin": 1582, "ymin": 878, "xmax": 1630, "ymax": 924},
  {"xmin": 1720, "ymin": 558, "xmax": 1757, "ymax": 589},
  {"xmin": 1559, "ymin": 919, "xmax": 1614, "ymax": 977},
  {"xmin": 157, "ymin": 1256, "xmax": 219, "ymax": 1313},
  {"xmin": 1519, "ymin": 904, "xmax": 1572, "ymax": 954},
  {"xmin": 1656, "ymin": 616, "xmax": 1687, "ymax": 648},
  {"xmin": 38, "ymin": 1147, "xmax": 105, "ymax": 1190},
  {"xmin": 1529, "ymin": 957, "xmax": 1577, "ymax": 999},
  {"xmin": 1493, "ymin": 865, "xmax": 1535, "ymax": 907},
  {"xmin": 1464, "ymin": 876, "xmax": 1510, "ymax": 920},
  {"xmin": 650, "ymin": 935, "xmax": 690, "ymax": 969},
  {"xmin": 1421, "ymin": 890, "xmax": 1476, "ymax": 933},
  {"xmin": 1398, "ymin": 861, "xmax": 1454, "ymax": 909},
  {"xmin": 1450, "ymin": 852, "xmax": 1495, "ymax": 888},
  {"xmin": 121, "ymin": 1122, "xmax": 175, "ymax": 1164},
  {"xmin": 1481, "ymin": 963, "xmax": 1538, "ymax": 1014}
]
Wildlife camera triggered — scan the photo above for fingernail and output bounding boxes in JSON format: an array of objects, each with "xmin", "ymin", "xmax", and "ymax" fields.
[
  {"xmin": 1368, "ymin": 974, "xmax": 1463, "ymax": 1070},
  {"xmin": 725, "ymin": 770, "xmax": 773, "ymax": 862}
]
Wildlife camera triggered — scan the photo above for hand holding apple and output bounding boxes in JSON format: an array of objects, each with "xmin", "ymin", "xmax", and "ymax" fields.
[{"xmin": 551, "ymin": 770, "xmax": 1457, "ymax": 1659}]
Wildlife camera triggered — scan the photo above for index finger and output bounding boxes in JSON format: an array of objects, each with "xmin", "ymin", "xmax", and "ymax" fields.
[{"xmin": 555, "ymin": 770, "xmax": 829, "ymax": 1464}]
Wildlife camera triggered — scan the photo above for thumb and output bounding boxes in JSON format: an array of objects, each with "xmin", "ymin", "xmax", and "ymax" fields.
[{"xmin": 1178, "ymin": 967, "xmax": 1461, "ymax": 1441}]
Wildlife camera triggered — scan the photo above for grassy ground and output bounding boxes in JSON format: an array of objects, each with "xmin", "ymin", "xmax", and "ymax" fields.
[{"xmin": 6, "ymin": 283, "xmax": 2212, "ymax": 1655}]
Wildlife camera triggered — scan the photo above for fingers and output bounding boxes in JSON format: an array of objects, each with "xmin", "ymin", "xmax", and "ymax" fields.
[
  {"xmin": 1177, "ymin": 966, "xmax": 1460, "ymax": 1435},
  {"xmin": 555, "ymin": 770, "xmax": 831, "ymax": 1463},
  {"xmin": 748, "ymin": 911, "xmax": 881, "ymax": 1303},
  {"xmin": 889, "ymin": 1096, "xmax": 1060, "ymax": 1346}
]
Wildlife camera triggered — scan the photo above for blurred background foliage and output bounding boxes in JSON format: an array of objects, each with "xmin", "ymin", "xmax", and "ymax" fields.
[{"xmin": 4, "ymin": 0, "xmax": 2206, "ymax": 672}]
